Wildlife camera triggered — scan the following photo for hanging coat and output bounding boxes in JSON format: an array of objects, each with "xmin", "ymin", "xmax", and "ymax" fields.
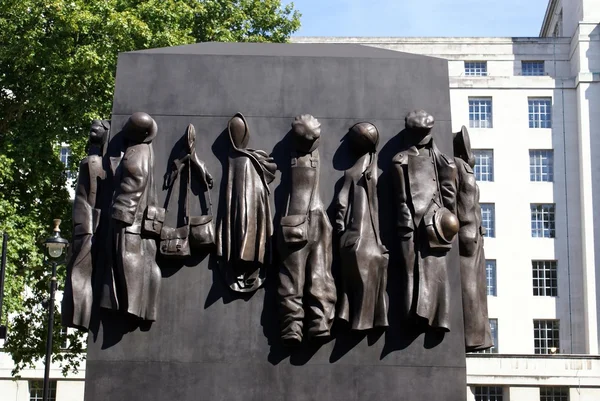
[
  {"xmin": 61, "ymin": 152, "xmax": 105, "ymax": 330},
  {"xmin": 455, "ymin": 157, "xmax": 493, "ymax": 351},
  {"xmin": 391, "ymin": 140, "xmax": 457, "ymax": 331},
  {"xmin": 102, "ymin": 142, "xmax": 161, "ymax": 321},
  {"xmin": 335, "ymin": 153, "xmax": 388, "ymax": 330},
  {"xmin": 216, "ymin": 126, "xmax": 277, "ymax": 293}
]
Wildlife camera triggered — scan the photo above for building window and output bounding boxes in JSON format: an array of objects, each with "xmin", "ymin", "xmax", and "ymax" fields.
[
  {"xmin": 481, "ymin": 318, "xmax": 499, "ymax": 354},
  {"xmin": 469, "ymin": 98, "xmax": 493, "ymax": 128},
  {"xmin": 481, "ymin": 203, "xmax": 495, "ymax": 238},
  {"xmin": 60, "ymin": 327, "xmax": 68, "ymax": 349},
  {"xmin": 59, "ymin": 145, "xmax": 71, "ymax": 167},
  {"xmin": 473, "ymin": 386, "xmax": 503, "ymax": 401},
  {"xmin": 522, "ymin": 61, "xmax": 545, "ymax": 76},
  {"xmin": 474, "ymin": 150, "xmax": 494, "ymax": 182},
  {"xmin": 29, "ymin": 380, "xmax": 56, "ymax": 401},
  {"xmin": 528, "ymin": 98, "xmax": 552, "ymax": 128},
  {"xmin": 530, "ymin": 150, "xmax": 554, "ymax": 182},
  {"xmin": 540, "ymin": 387, "xmax": 569, "ymax": 401},
  {"xmin": 533, "ymin": 260, "xmax": 558, "ymax": 297},
  {"xmin": 486, "ymin": 260, "xmax": 497, "ymax": 296},
  {"xmin": 465, "ymin": 61, "xmax": 488, "ymax": 77},
  {"xmin": 531, "ymin": 204, "xmax": 556, "ymax": 238},
  {"xmin": 534, "ymin": 319, "xmax": 560, "ymax": 354}
]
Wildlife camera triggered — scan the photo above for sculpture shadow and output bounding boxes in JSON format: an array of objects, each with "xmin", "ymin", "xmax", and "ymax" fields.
[
  {"xmin": 204, "ymin": 127, "xmax": 260, "ymax": 308},
  {"xmin": 97, "ymin": 308, "xmax": 152, "ymax": 350}
]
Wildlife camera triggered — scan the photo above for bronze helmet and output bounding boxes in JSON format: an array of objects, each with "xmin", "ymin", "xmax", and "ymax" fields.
[
  {"xmin": 348, "ymin": 122, "xmax": 379, "ymax": 156},
  {"xmin": 433, "ymin": 208, "xmax": 459, "ymax": 244},
  {"xmin": 124, "ymin": 112, "xmax": 157, "ymax": 143}
]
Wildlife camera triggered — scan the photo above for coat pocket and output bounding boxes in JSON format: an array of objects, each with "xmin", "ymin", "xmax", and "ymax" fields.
[{"xmin": 280, "ymin": 215, "xmax": 308, "ymax": 246}]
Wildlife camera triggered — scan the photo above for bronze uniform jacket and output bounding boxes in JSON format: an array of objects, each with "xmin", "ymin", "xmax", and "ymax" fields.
[{"xmin": 391, "ymin": 140, "xmax": 457, "ymax": 330}]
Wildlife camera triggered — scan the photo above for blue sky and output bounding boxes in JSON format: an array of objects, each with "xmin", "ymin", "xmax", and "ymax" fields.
[{"xmin": 290, "ymin": 0, "xmax": 551, "ymax": 37}]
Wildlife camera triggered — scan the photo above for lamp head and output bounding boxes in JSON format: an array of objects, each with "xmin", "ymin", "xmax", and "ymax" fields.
[{"xmin": 44, "ymin": 219, "xmax": 69, "ymax": 259}]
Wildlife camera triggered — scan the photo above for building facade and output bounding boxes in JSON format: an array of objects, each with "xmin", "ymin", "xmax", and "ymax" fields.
[{"xmin": 1, "ymin": 0, "xmax": 599, "ymax": 400}]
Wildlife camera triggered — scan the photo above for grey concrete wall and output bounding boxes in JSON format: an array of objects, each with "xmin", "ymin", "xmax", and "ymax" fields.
[{"xmin": 84, "ymin": 43, "xmax": 466, "ymax": 401}]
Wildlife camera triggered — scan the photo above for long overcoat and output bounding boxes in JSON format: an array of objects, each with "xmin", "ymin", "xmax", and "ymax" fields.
[
  {"xmin": 335, "ymin": 153, "xmax": 388, "ymax": 330},
  {"xmin": 456, "ymin": 157, "xmax": 493, "ymax": 351},
  {"xmin": 102, "ymin": 142, "xmax": 161, "ymax": 321},
  {"xmin": 391, "ymin": 140, "xmax": 457, "ymax": 330},
  {"xmin": 62, "ymin": 153, "xmax": 105, "ymax": 330}
]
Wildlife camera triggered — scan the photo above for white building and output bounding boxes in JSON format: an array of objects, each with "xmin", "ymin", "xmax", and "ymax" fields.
[{"xmin": 2, "ymin": 0, "xmax": 600, "ymax": 400}]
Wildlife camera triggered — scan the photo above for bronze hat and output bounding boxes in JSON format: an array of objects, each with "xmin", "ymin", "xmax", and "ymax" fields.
[
  {"xmin": 433, "ymin": 208, "xmax": 459, "ymax": 244},
  {"xmin": 124, "ymin": 112, "xmax": 157, "ymax": 143},
  {"xmin": 453, "ymin": 125, "xmax": 475, "ymax": 167}
]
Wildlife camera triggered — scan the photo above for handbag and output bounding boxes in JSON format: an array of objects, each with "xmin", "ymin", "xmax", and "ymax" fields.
[
  {"xmin": 280, "ymin": 152, "xmax": 316, "ymax": 246},
  {"xmin": 159, "ymin": 152, "xmax": 191, "ymax": 258},
  {"xmin": 188, "ymin": 158, "xmax": 216, "ymax": 248},
  {"xmin": 142, "ymin": 146, "xmax": 165, "ymax": 237}
]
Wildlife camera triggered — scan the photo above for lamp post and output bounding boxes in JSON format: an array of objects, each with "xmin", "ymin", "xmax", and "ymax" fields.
[{"xmin": 42, "ymin": 219, "xmax": 68, "ymax": 401}]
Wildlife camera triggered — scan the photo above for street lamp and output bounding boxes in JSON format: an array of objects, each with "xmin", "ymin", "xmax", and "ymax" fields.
[{"xmin": 42, "ymin": 219, "xmax": 68, "ymax": 401}]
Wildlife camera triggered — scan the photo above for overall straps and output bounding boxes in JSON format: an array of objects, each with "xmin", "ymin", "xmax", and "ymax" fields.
[
  {"xmin": 165, "ymin": 154, "xmax": 189, "ymax": 228},
  {"xmin": 284, "ymin": 150, "xmax": 317, "ymax": 219}
]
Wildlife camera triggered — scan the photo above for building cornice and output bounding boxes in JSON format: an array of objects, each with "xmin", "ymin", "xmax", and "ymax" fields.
[
  {"xmin": 292, "ymin": 36, "xmax": 570, "ymax": 45},
  {"xmin": 540, "ymin": 0, "xmax": 559, "ymax": 37}
]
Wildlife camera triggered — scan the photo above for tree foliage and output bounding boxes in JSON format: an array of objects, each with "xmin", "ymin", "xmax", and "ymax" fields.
[{"xmin": 0, "ymin": 0, "xmax": 300, "ymax": 376}]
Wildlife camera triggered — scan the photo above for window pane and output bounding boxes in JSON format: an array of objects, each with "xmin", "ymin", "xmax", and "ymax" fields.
[
  {"xmin": 469, "ymin": 98, "xmax": 493, "ymax": 128},
  {"xmin": 530, "ymin": 204, "xmax": 556, "ymax": 238},
  {"xmin": 540, "ymin": 387, "xmax": 569, "ymax": 401},
  {"xmin": 532, "ymin": 261, "xmax": 558, "ymax": 297},
  {"xmin": 474, "ymin": 150, "xmax": 494, "ymax": 182},
  {"xmin": 533, "ymin": 320, "xmax": 560, "ymax": 354},
  {"xmin": 465, "ymin": 61, "xmax": 488, "ymax": 77},
  {"xmin": 522, "ymin": 61, "xmax": 545, "ymax": 76},
  {"xmin": 486, "ymin": 260, "xmax": 497, "ymax": 296},
  {"xmin": 530, "ymin": 150, "xmax": 554, "ymax": 182},
  {"xmin": 528, "ymin": 98, "xmax": 552, "ymax": 128},
  {"xmin": 473, "ymin": 386, "xmax": 504, "ymax": 401},
  {"xmin": 480, "ymin": 203, "xmax": 495, "ymax": 238},
  {"xmin": 481, "ymin": 318, "xmax": 499, "ymax": 354},
  {"xmin": 30, "ymin": 380, "xmax": 56, "ymax": 401}
]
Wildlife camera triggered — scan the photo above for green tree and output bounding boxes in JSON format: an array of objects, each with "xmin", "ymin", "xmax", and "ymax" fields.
[{"xmin": 0, "ymin": 0, "xmax": 300, "ymax": 376}]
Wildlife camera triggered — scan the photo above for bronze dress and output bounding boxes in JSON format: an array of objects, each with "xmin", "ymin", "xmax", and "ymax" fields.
[
  {"xmin": 456, "ymin": 157, "xmax": 493, "ymax": 351},
  {"xmin": 335, "ymin": 153, "xmax": 388, "ymax": 330}
]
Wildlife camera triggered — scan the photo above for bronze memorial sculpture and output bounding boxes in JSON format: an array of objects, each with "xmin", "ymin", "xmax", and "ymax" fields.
[
  {"xmin": 454, "ymin": 126, "xmax": 493, "ymax": 351},
  {"xmin": 101, "ymin": 112, "xmax": 162, "ymax": 321},
  {"xmin": 62, "ymin": 120, "xmax": 110, "ymax": 330},
  {"xmin": 278, "ymin": 114, "xmax": 336, "ymax": 345},
  {"xmin": 391, "ymin": 110, "xmax": 459, "ymax": 331},
  {"xmin": 216, "ymin": 113, "xmax": 277, "ymax": 293},
  {"xmin": 335, "ymin": 122, "xmax": 389, "ymax": 330}
]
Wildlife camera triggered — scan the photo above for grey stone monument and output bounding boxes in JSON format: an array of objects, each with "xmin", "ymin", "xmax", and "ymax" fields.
[{"xmin": 84, "ymin": 42, "xmax": 466, "ymax": 401}]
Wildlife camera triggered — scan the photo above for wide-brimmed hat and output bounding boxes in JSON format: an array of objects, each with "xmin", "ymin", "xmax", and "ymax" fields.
[
  {"xmin": 453, "ymin": 125, "xmax": 474, "ymax": 167},
  {"xmin": 291, "ymin": 114, "xmax": 321, "ymax": 153}
]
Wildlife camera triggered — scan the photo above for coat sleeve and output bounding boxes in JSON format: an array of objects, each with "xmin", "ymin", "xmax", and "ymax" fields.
[
  {"xmin": 112, "ymin": 146, "xmax": 149, "ymax": 225},
  {"xmin": 456, "ymin": 160, "xmax": 478, "ymax": 257},
  {"xmin": 391, "ymin": 156, "xmax": 414, "ymax": 238},
  {"xmin": 334, "ymin": 171, "xmax": 352, "ymax": 234},
  {"xmin": 438, "ymin": 153, "xmax": 457, "ymax": 214}
]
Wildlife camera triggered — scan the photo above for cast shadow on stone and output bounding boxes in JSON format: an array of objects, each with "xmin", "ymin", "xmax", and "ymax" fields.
[
  {"xmin": 97, "ymin": 308, "xmax": 153, "ymax": 350},
  {"xmin": 204, "ymin": 128, "xmax": 254, "ymax": 308},
  {"xmin": 157, "ymin": 130, "xmax": 211, "ymax": 276},
  {"xmin": 378, "ymin": 129, "xmax": 445, "ymax": 359}
]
